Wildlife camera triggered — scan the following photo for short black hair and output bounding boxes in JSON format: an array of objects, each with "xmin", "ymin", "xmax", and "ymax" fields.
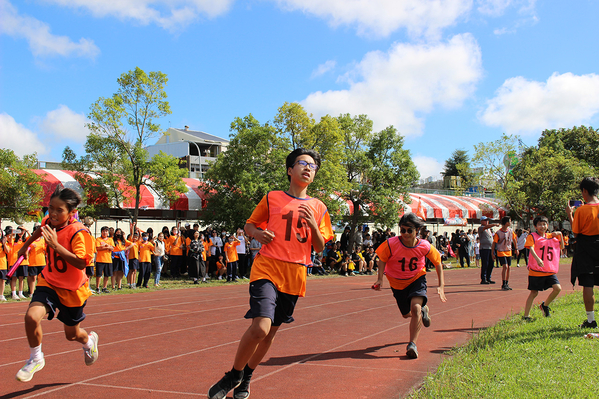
[
  {"xmin": 101, "ymin": 226, "xmax": 109, "ymax": 232},
  {"xmin": 500, "ymin": 216, "xmax": 511, "ymax": 225},
  {"xmin": 50, "ymin": 186, "xmax": 81, "ymax": 212},
  {"xmin": 399, "ymin": 213, "xmax": 425, "ymax": 230},
  {"xmin": 286, "ymin": 148, "xmax": 321, "ymax": 181},
  {"xmin": 580, "ymin": 177, "xmax": 599, "ymax": 197},
  {"xmin": 533, "ymin": 215, "xmax": 549, "ymax": 227}
]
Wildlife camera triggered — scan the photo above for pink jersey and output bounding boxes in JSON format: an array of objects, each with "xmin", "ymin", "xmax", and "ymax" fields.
[
  {"xmin": 528, "ymin": 232, "xmax": 560, "ymax": 274},
  {"xmin": 384, "ymin": 237, "xmax": 430, "ymax": 280}
]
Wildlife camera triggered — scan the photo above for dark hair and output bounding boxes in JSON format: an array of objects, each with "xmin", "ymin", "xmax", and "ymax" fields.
[
  {"xmin": 533, "ymin": 215, "xmax": 549, "ymax": 227},
  {"xmin": 141, "ymin": 232, "xmax": 148, "ymax": 238},
  {"xmin": 500, "ymin": 216, "xmax": 511, "ymax": 225},
  {"xmin": 50, "ymin": 186, "xmax": 81, "ymax": 212},
  {"xmin": 101, "ymin": 226, "xmax": 109, "ymax": 232},
  {"xmin": 286, "ymin": 148, "xmax": 321, "ymax": 182},
  {"xmin": 399, "ymin": 213, "xmax": 425, "ymax": 230},
  {"xmin": 580, "ymin": 177, "xmax": 599, "ymax": 197}
]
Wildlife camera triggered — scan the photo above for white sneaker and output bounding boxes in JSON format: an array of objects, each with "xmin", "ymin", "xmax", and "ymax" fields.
[
  {"xmin": 18, "ymin": 293, "xmax": 26, "ymax": 299},
  {"xmin": 16, "ymin": 357, "xmax": 45, "ymax": 382},
  {"xmin": 12, "ymin": 293, "xmax": 20, "ymax": 301},
  {"xmin": 0, "ymin": 295, "xmax": 6, "ymax": 301},
  {"xmin": 84, "ymin": 331, "xmax": 99, "ymax": 366}
]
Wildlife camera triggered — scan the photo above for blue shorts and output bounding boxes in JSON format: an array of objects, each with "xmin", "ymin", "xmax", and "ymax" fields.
[
  {"xmin": 528, "ymin": 274, "xmax": 560, "ymax": 291},
  {"xmin": 391, "ymin": 275, "xmax": 428, "ymax": 316},
  {"xmin": 244, "ymin": 279, "xmax": 299, "ymax": 326},
  {"xmin": 32, "ymin": 286, "xmax": 87, "ymax": 326},
  {"xmin": 129, "ymin": 259, "xmax": 139, "ymax": 271}
]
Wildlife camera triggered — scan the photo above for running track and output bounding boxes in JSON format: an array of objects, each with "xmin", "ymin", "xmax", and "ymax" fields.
[{"xmin": 0, "ymin": 265, "xmax": 575, "ymax": 399}]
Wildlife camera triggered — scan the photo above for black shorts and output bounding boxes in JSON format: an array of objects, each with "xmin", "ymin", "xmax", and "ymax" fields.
[
  {"xmin": 528, "ymin": 274, "xmax": 560, "ymax": 291},
  {"xmin": 112, "ymin": 257, "xmax": 125, "ymax": 272},
  {"xmin": 0, "ymin": 269, "xmax": 7, "ymax": 280},
  {"xmin": 85, "ymin": 266, "xmax": 94, "ymax": 277},
  {"xmin": 391, "ymin": 275, "xmax": 428, "ymax": 316},
  {"xmin": 28, "ymin": 266, "xmax": 43, "ymax": 276},
  {"xmin": 95, "ymin": 262, "xmax": 113, "ymax": 277},
  {"xmin": 578, "ymin": 268, "xmax": 599, "ymax": 288},
  {"xmin": 31, "ymin": 286, "xmax": 87, "ymax": 326},
  {"xmin": 244, "ymin": 279, "xmax": 299, "ymax": 326},
  {"xmin": 129, "ymin": 259, "xmax": 139, "ymax": 271},
  {"xmin": 14, "ymin": 265, "xmax": 28, "ymax": 278},
  {"xmin": 498, "ymin": 256, "xmax": 512, "ymax": 266}
]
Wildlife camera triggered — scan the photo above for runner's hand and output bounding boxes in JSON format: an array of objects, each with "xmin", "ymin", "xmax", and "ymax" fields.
[
  {"xmin": 256, "ymin": 229, "xmax": 275, "ymax": 245},
  {"xmin": 437, "ymin": 287, "xmax": 447, "ymax": 302}
]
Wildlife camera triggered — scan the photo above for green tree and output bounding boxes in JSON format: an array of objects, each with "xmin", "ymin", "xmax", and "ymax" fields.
[
  {"xmin": 63, "ymin": 67, "xmax": 187, "ymax": 225},
  {"xmin": 442, "ymin": 149, "xmax": 469, "ymax": 177},
  {"xmin": 0, "ymin": 149, "xmax": 44, "ymax": 223},
  {"xmin": 337, "ymin": 114, "xmax": 419, "ymax": 251}
]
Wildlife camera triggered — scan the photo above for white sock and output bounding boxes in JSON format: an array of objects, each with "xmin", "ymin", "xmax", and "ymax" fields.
[
  {"xmin": 83, "ymin": 335, "xmax": 94, "ymax": 350},
  {"xmin": 18, "ymin": 291, "xmax": 23, "ymax": 295},
  {"xmin": 587, "ymin": 311, "xmax": 595, "ymax": 323},
  {"xmin": 12, "ymin": 291, "xmax": 17, "ymax": 296},
  {"xmin": 30, "ymin": 344, "xmax": 43, "ymax": 361}
]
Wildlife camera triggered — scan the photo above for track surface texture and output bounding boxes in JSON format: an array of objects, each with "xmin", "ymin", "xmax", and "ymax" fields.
[{"xmin": 1, "ymin": 265, "xmax": 576, "ymax": 398}]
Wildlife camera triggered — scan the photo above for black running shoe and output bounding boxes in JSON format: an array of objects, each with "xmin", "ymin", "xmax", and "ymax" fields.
[
  {"xmin": 406, "ymin": 342, "xmax": 418, "ymax": 359},
  {"xmin": 233, "ymin": 376, "xmax": 251, "ymax": 399},
  {"xmin": 539, "ymin": 301, "xmax": 550, "ymax": 317},
  {"xmin": 580, "ymin": 320, "xmax": 598, "ymax": 329},
  {"xmin": 209, "ymin": 371, "xmax": 244, "ymax": 399},
  {"xmin": 421, "ymin": 305, "xmax": 431, "ymax": 328}
]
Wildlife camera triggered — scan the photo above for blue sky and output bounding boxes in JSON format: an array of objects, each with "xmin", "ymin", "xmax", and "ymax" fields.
[{"xmin": 2, "ymin": 0, "xmax": 599, "ymax": 181}]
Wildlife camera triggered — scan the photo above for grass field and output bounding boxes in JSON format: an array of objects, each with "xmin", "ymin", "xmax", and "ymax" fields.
[{"xmin": 409, "ymin": 290, "xmax": 599, "ymax": 398}]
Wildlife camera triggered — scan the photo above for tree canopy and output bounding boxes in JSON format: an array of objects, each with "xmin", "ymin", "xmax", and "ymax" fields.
[
  {"xmin": 62, "ymin": 67, "xmax": 187, "ymax": 225},
  {"xmin": 0, "ymin": 149, "xmax": 44, "ymax": 223}
]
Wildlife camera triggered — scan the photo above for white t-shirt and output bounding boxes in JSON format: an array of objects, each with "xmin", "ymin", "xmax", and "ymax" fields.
[{"xmin": 236, "ymin": 235, "xmax": 246, "ymax": 254}]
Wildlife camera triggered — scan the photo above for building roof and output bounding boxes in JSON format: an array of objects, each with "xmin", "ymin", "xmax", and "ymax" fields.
[{"xmin": 169, "ymin": 127, "xmax": 229, "ymax": 143}]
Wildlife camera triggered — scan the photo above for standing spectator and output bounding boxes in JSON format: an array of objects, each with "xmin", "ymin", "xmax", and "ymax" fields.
[
  {"xmin": 209, "ymin": 230, "xmax": 223, "ymax": 277},
  {"xmin": 126, "ymin": 232, "xmax": 140, "ymax": 289},
  {"xmin": 340, "ymin": 226, "xmax": 351, "ymax": 252},
  {"xmin": 566, "ymin": 177, "xmax": 599, "ymax": 328},
  {"xmin": 467, "ymin": 229, "xmax": 476, "ymax": 264},
  {"xmin": 95, "ymin": 227, "xmax": 114, "ymax": 293},
  {"xmin": 188, "ymin": 230, "xmax": 205, "ymax": 284},
  {"xmin": 0, "ymin": 228, "xmax": 9, "ymax": 301},
  {"xmin": 478, "ymin": 216, "xmax": 499, "ymax": 285},
  {"xmin": 236, "ymin": 228, "xmax": 249, "ymax": 279},
  {"xmin": 27, "ymin": 224, "xmax": 46, "ymax": 297},
  {"xmin": 224, "ymin": 235, "xmax": 241, "ymax": 282},
  {"xmin": 516, "ymin": 228, "xmax": 529, "ymax": 267},
  {"xmin": 167, "ymin": 225, "xmax": 185, "ymax": 278},
  {"xmin": 111, "ymin": 228, "xmax": 127, "ymax": 290},
  {"xmin": 474, "ymin": 236, "xmax": 480, "ymax": 267},
  {"xmin": 249, "ymin": 235, "xmax": 262, "ymax": 271},
  {"xmin": 137, "ymin": 232, "xmax": 154, "ymax": 289},
  {"xmin": 153, "ymin": 233, "xmax": 166, "ymax": 286},
  {"xmin": 457, "ymin": 231, "xmax": 470, "ymax": 268},
  {"xmin": 10, "ymin": 227, "xmax": 30, "ymax": 299},
  {"xmin": 491, "ymin": 216, "xmax": 518, "ymax": 291}
]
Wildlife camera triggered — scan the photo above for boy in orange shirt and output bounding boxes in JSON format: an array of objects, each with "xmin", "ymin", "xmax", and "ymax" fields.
[
  {"xmin": 208, "ymin": 148, "xmax": 334, "ymax": 399},
  {"xmin": 566, "ymin": 177, "xmax": 599, "ymax": 328},
  {"xmin": 95, "ymin": 226, "xmax": 114, "ymax": 293},
  {"xmin": 27, "ymin": 224, "xmax": 47, "ymax": 298},
  {"xmin": 137, "ymin": 232, "xmax": 155, "ymax": 288},
  {"xmin": 224, "ymin": 234, "xmax": 241, "ymax": 282},
  {"xmin": 491, "ymin": 216, "xmax": 518, "ymax": 291},
  {"xmin": 15, "ymin": 187, "xmax": 98, "ymax": 382}
]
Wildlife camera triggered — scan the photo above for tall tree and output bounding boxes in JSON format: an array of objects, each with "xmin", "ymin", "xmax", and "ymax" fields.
[
  {"xmin": 63, "ymin": 67, "xmax": 187, "ymax": 225},
  {"xmin": 442, "ymin": 149, "xmax": 470, "ymax": 177},
  {"xmin": 0, "ymin": 149, "xmax": 44, "ymax": 223},
  {"xmin": 337, "ymin": 114, "xmax": 419, "ymax": 251}
]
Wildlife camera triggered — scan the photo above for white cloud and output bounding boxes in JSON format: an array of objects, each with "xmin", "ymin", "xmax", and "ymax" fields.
[
  {"xmin": 0, "ymin": 113, "xmax": 47, "ymax": 157},
  {"xmin": 40, "ymin": 105, "xmax": 90, "ymax": 141},
  {"xmin": 274, "ymin": 0, "xmax": 472, "ymax": 38},
  {"xmin": 479, "ymin": 72, "xmax": 599, "ymax": 134},
  {"xmin": 42, "ymin": 0, "xmax": 235, "ymax": 31},
  {"xmin": 477, "ymin": 0, "xmax": 512, "ymax": 16},
  {"xmin": 0, "ymin": 0, "xmax": 100, "ymax": 58},
  {"xmin": 310, "ymin": 60, "xmax": 336, "ymax": 79},
  {"xmin": 301, "ymin": 34, "xmax": 483, "ymax": 135},
  {"xmin": 413, "ymin": 155, "xmax": 444, "ymax": 181}
]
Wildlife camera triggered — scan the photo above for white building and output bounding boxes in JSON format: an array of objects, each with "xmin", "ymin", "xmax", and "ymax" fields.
[{"xmin": 145, "ymin": 126, "xmax": 229, "ymax": 180}]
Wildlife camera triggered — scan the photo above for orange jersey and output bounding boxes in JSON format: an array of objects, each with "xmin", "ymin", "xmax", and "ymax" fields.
[
  {"xmin": 216, "ymin": 261, "xmax": 225, "ymax": 270},
  {"xmin": 224, "ymin": 241, "xmax": 240, "ymax": 263},
  {"xmin": 203, "ymin": 241, "xmax": 210, "ymax": 261},
  {"xmin": 38, "ymin": 217, "xmax": 95, "ymax": 306},
  {"xmin": 247, "ymin": 191, "xmax": 334, "ymax": 297},
  {"xmin": 167, "ymin": 235, "xmax": 185, "ymax": 256},
  {"xmin": 112, "ymin": 238, "xmax": 127, "ymax": 253},
  {"xmin": 493, "ymin": 229, "xmax": 517, "ymax": 257},
  {"xmin": 28, "ymin": 238, "xmax": 47, "ymax": 266},
  {"xmin": 127, "ymin": 240, "xmax": 139, "ymax": 260},
  {"xmin": 376, "ymin": 238, "xmax": 441, "ymax": 290},
  {"xmin": 0, "ymin": 241, "xmax": 7, "ymax": 270},
  {"xmin": 572, "ymin": 203, "xmax": 599, "ymax": 236},
  {"xmin": 138, "ymin": 241, "xmax": 155, "ymax": 263},
  {"xmin": 95, "ymin": 237, "xmax": 114, "ymax": 263},
  {"xmin": 11, "ymin": 241, "xmax": 29, "ymax": 266}
]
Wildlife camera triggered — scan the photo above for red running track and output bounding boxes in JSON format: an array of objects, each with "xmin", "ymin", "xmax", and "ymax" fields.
[{"xmin": 0, "ymin": 264, "xmax": 577, "ymax": 398}]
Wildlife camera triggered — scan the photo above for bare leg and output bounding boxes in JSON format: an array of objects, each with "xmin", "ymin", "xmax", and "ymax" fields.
[
  {"xmin": 583, "ymin": 287, "xmax": 594, "ymax": 312},
  {"xmin": 233, "ymin": 317, "xmax": 272, "ymax": 371},
  {"xmin": 247, "ymin": 325, "xmax": 280, "ymax": 369},
  {"xmin": 64, "ymin": 323, "xmax": 90, "ymax": 345},
  {"xmin": 545, "ymin": 284, "xmax": 562, "ymax": 306},
  {"xmin": 523, "ymin": 291, "xmax": 538, "ymax": 317},
  {"xmin": 24, "ymin": 302, "xmax": 49, "ymax": 348},
  {"xmin": 408, "ymin": 296, "xmax": 424, "ymax": 344}
]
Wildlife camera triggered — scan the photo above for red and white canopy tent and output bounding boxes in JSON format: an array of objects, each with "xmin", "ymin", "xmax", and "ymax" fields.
[
  {"xmin": 403, "ymin": 192, "xmax": 507, "ymax": 222},
  {"xmin": 31, "ymin": 170, "xmax": 206, "ymax": 212}
]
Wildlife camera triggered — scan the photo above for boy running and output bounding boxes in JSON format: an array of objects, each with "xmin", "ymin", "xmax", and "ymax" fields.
[
  {"xmin": 522, "ymin": 216, "xmax": 563, "ymax": 320},
  {"xmin": 566, "ymin": 177, "xmax": 599, "ymax": 328},
  {"xmin": 208, "ymin": 148, "xmax": 334, "ymax": 399},
  {"xmin": 491, "ymin": 216, "xmax": 518, "ymax": 291},
  {"xmin": 15, "ymin": 187, "xmax": 98, "ymax": 382},
  {"xmin": 373, "ymin": 213, "xmax": 447, "ymax": 359}
]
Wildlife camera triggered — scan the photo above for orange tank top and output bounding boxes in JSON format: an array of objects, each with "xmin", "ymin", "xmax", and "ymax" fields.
[
  {"xmin": 258, "ymin": 191, "xmax": 329, "ymax": 265},
  {"xmin": 28, "ymin": 238, "xmax": 47, "ymax": 266},
  {"xmin": 41, "ymin": 219, "xmax": 92, "ymax": 291}
]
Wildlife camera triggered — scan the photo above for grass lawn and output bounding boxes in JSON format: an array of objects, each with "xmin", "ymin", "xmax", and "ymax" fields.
[{"xmin": 409, "ymin": 290, "xmax": 599, "ymax": 398}]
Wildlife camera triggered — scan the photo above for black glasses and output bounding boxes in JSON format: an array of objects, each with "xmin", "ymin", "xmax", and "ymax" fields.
[
  {"xmin": 293, "ymin": 160, "xmax": 318, "ymax": 171},
  {"xmin": 400, "ymin": 227, "xmax": 414, "ymax": 234}
]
